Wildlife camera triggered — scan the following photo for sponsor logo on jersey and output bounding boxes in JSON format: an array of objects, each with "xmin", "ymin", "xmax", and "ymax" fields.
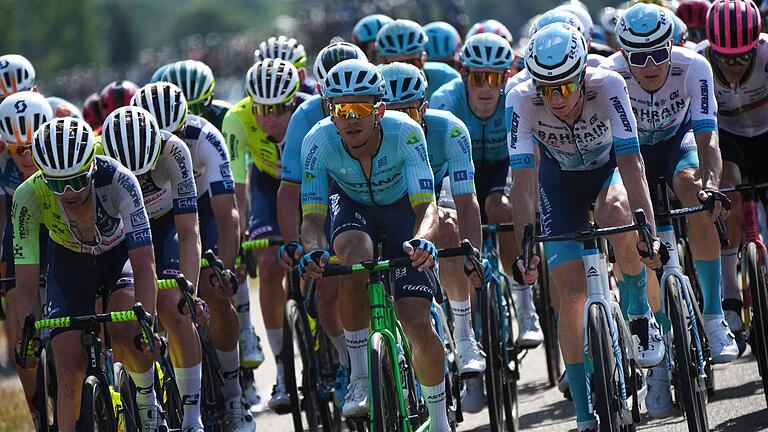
[
  {"xmin": 177, "ymin": 178, "xmax": 195, "ymax": 196},
  {"xmin": 175, "ymin": 197, "xmax": 197, "ymax": 212},
  {"xmin": 117, "ymin": 172, "xmax": 143, "ymax": 208},
  {"xmin": 700, "ymin": 79, "xmax": 710, "ymax": 114},
  {"xmin": 170, "ymin": 144, "xmax": 191, "ymax": 179},
  {"xmin": 206, "ymin": 132, "xmax": 228, "ymax": 161},
  {"xmin": 377, "ymin": 157, "xmax": 388, "ymax": 169},
  {"xmin": 303, "ymin": 143, "xmax": 319, "ymax": 170},
  {"xmin": 453, "ymin": 170, "xmax": 468, "ymax": 181},
  {"xmin": 450, "ymin": 126, "xmax": 462, "ymax": 138},
  {"xmin": 304, "ymin": 171, "xmax": 315, "ymax": 181},
  {"xmin": 609, "ymin": 95, "xmax": 633, "ymax": 133},
  {"xmin": 219, "ymin": 162, "xmax": 231, "ymax": 178},
  {"xmin": 406, "ymin": 132, "xmax": 421, "ymax": 145},
  {"xmin": 509, "ymin": 111, "xmax": 520, "ymax": 147},
  {"xmin": 130, "ymin": 209, "xmax": 148, "ymax": 227},
  {"xmin": 419, "ymin": 178, "xmax": 434, "ymax": 190},
  {"xmin": 128, "ymin": 229, "xmax": 152, "ymax": 246}
]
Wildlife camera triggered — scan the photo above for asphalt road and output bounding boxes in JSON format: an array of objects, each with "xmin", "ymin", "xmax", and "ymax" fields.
[{"xmin": 247, "ymin": 290, "xmax": 768, "ymax": 432}]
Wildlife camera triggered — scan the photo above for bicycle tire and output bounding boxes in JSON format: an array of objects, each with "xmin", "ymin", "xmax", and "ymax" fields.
[
  {"xmin": 683, "ymin": 276, "xmax": 716, "ymax": 398},
  {"xmin": 501, "ymin": 287, "xmax": 520, "ymax": 432},
  {"xmin": 155, "ymin": 350, "xmax": 183, "ymax": 430},
  {"xmin": 200, "ymin": 327, "xmax": 226, "ymax": 431},
  {"xmin": 114, "ymin": 362, "xmax": 140, "ymax": 432},
  {"xmin": 34, "ymin": 343, "xmax": 56, "ymax": 432},
  {"xmin": 480, "ymin": 282, "xmax": 505, "ymax": 431},
  {"xmin": 746, "ymin": 243, "xmax": 768, "ymax": 407},
  {"xmin": 587, "ymin": 303, "xmax": 621, "ymax": 431},
  {"xmin": 537, "ymin": 253, "xmax": 562, "ymax": 388},
  {"xmin": 284, "ymin": 298, "xmax": 324, "ymax": 431},
  {"xmin": 370, "ymin": 332, "xmax": 403, "ymax": 432},
  {"xmin": 613, "ymin": 312, "xmax": 638, "ymax": 431},
  {"xmin": 439, "ymin": 305, "xmax": 462, "ymax": 428},
  {"xmin": 666, "ymin": 276, "xmax": 709, "ymax": 431},
  {"xmin": 79, "ymin": 375, "xmax": 115, "ymax": 432},
  {"xmin": 315, "ymin": 328, "xmax": 343, "ymax": 432}
]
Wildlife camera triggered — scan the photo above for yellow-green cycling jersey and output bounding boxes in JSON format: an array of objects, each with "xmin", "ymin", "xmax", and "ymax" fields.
[{"xmin": 222, "ymin": 97, "xmax": 283, "ymax": 182}]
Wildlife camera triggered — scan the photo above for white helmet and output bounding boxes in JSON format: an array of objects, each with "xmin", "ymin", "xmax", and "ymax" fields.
[
  {"xmin": 616, "ymin": 3, "xmax": 674, "ymax": 52},
  {"xmin": 254, "ymin": 36, "xmax": 308, "ymax": 69},
  {"xmin": 0, "ymin": 54, "xmax": 36, "ymax": 98},
  {"xmin": 313, "ymin": 42, "xmax": 368, "ymax": 83},
  {"xmin": 0, "ymin": 91, "xmax": 53, "ymax": 145},
  {"xmin": 33, "ymin": 117, "xmax": 96, "ymax": 178},
  {"xmin": 101, "ymin": 106, "xmax": 162, "ymax": 176},
  {"xmin": 555, "ymin": 3, "xmax": 595, "ymax": 41},
  {"xmin": 131, "ymin": 82, "xmax": 188, "ymax": 133},
  {"xmin": 525, "ymin": 23, "xmax": 588, "ymax": 84},
  {"xmin": 246, "ymin": 59, "xmax": 300, "ymax": 105}
]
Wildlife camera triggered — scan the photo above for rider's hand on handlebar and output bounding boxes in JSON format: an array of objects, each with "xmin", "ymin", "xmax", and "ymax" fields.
[
  {"xmin": 278, "ymin": 241, "xmax": 304, "ymax": 270},
  {"xmin": 636, "ymin": 237, "xmax": 667, "ymax": 269},
  {"xmin": 513, "ymin": 255, "xmax": 540, "ymax": 285},
  {"xmin": 403, "ymin": 238, "xmax": 437, "ymax": 272},
  {"xmin": 464, "ymin": 258, "xmax": 492, "ymax": 288},
  {"xmin": 698, "ymin": 188, "xmax": 731, "ymax": 222},
  {"xmin": 299, "ymin": 249, "xmax": 330, "ymax": 280}
]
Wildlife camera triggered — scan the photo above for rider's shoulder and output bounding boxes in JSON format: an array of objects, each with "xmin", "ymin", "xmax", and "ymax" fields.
[
  {"xmin": 586, "ymin": 66, "xmax": 627, "ymax": 89},
  {"xmin": 429, "ymin": 77, "xmax": 464, "ymax": 104}
]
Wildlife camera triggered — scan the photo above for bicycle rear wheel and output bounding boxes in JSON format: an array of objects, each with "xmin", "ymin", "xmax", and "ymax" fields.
[
  {"xmin": 666, "ymin": 277, "xmax": 708, "ymax": 431},
  {"xmin": 370, "ymin": 332, "xmax": 404, "ymax": 432},
  {"xmin": 480, "ymin": 282, "xmax": 508, "ymax": 432},
  {"xmin": 537, "ymin": 253, "xmax": 562, "ymax": 388},
  {"xmin": 155, "ymin": 343, "xmax": 183, "ymax": 430},
  {"xmin": 745, "ymin": 242, "xmax": 768, "ymax": 407},
  {"xmin": 34, "ymin": 343, "xmax": 56, "ymax": 432},
  {"xmin": 114, "ymin": 362, "xmax": 140, "ymax": 432},
  {"xmin": 501, "ymin": 286, "xmax": 520, "ymax": 432},
  {"xmin": 79, "ymin": 375, "xmax": 115, "ymax": 432},
  {"xmin": 587, "ymin": 303, "xmax": 621, "ymax": 431}
]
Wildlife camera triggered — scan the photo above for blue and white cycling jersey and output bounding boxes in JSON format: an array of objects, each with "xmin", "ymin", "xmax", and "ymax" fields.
[
  {"xmin": 183, "ymin": 115, "xmax": 235, "ymax": 199},
  {"xmin": 424, "ymin": 62, "xmax": 461, "ymax": 101},
  {"xmin": 430, "ymin": 77, "xmax": 508, "ymax": 165},
  {"xmin": 300, "ymin": 111, "xmax": 435, "ymax": 215},
  {"xmin": 599, "ymin": 47, "xmax": 718, "ymax": 145},
  {"xmin": 281, "ymin": 94, "xmax": 326, "ymax": 184},
  {"xmin": 0, "ymin": 150, "xmax": 24, "ymax": 196},
  {"xmin": 506, "ymin": 67, "xmax": 640, "ymax": 171},
  {"xmin": 422, "ymin": 108, "xmax": 475, "ymax": 196},
  {"xmin": 504, "ymin": 54, "xmax": 607, "ymax": 95}
]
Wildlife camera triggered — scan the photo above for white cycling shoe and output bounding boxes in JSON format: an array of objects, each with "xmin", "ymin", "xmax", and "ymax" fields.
[
  {"xmin": 629, "ymin": 310, "xmax": 665, "ymax": 368},
  {"xmin": 224, "ymin": 397, "xmax": 256, "ymax": 432},
  {"xmin": 268, "ymin": 374, "xmax": 291, "ymax": 414},
  {"xmin": 460, "ymin": 376, "xmax": 486, "ymax": 413},
  {"xmin": 517, "ymin": 310, "xmax": 544, "ymax": 348},
  {"xmin": 342, "ymin": 376, "xmax": 370, "ymax": 418},
  {"xmin": 645, "ymin": 362, "xmax": 677, "ymax": 419},
  {"xmin": 704, "ymin": 316, "xmax": 739, "ymax": 364},
  {"xmin": 239, "ymin": 327, "xmax": 265, "ymax": 369},
  {"xmin": 139, "ymin": 403, "xmax": 169, "ymax": 432},
  {"xmin": 455, "ymin": 338, "xmax": 486, "ymax": 376}
]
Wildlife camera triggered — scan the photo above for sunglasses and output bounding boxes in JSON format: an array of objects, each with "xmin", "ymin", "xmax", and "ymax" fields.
[
  {"xmin": 713, "ymin": 49, "xmax": 755, "ymax": 67},
  {"xmin": 5, "ymin": 143, "xmax": 32, "ymax": 156},
  {"xmin": 253, "ymin": 103, "xmax": 291, "ymax": 116},
  {"xmin": 330, "ymin": 103, "xmax": 378, "ymax": 119},
  {"xmin": 43, "ymin": 165, "xmax": 93, "ymax": 195},
  {"xmin": 535, "ymin": 73, "xmax": 583, "ymax": 99},
  {"xmin": 467, "ymin": 71, "xmax": 506, "ymax": 88},
  {"xmin": 627, "ymin": 46, "xmax": 671, "ymax": 67},
  {"xmin": 393, "ymin": 106, "xmax": 423, "ymax": 123}
]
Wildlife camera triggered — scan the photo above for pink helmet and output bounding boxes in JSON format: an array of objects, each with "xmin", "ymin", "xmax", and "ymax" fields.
[{"xmin": 706, "ymin": 0, "xmax": 762, "ymax": 54}]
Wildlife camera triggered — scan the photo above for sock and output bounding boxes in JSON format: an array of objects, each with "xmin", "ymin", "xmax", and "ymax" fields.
[
  {"xmin": 622, "ymin": 267, "xmax": 649, "ymax": 316},
  {"xmin": 329, "ymin": 334, "xmax": 349, "ymax": 367},
  {"xmin": 519, "ymin": 284, "xmax": 536, "ymax": 312},
  {"xmin": 344, "ymin": 328, "xmax": 369, "ymax": 379},
  {"xmin": 234, "ymin": 280, "xmax": 252, "ymax": 332},
  {"xmin": 694, "ymin": 258, "xmax": 724, "ymax": 316},
  {"xmin": 423, "ymin": 381, "xmax": 449, "ymax": 432},
  {"xmin": 175, "ymin": 364, "xmax": 203, "ymax": 429},
  {"xmin": 450, "ymin": 298, "xmax": 474, "ymax": 341},
  {"xmin": 127, "ymin": 366, "xmax": 156, "ymax": 408},
  {"xmin": 720, "ymin": 248, "xmax": 741, "ymax": 301},
  {"xmin": 216, "ymin": 348, "xmax": 242, "ymax": 400},
  {"xmin": 564, "ymin": 362, "xmax": 596, "ymax": 423},
  {"xmin": 616, "ymin": 278, "xmax": 630, "ymax": 320}
]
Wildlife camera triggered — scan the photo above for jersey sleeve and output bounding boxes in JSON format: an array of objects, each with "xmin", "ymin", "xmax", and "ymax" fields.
[
  {"xmin": 222, "ymin": 111, "xmax": 248, "ymax": 184},
  {"xmin": 428, "ymin": 86, "xmax": 453, "ymax": 111},
  {"xmin": 198, "ymin": 122, "xmax": 235, "ymax": 196},
  {"xmin": 281, "ymin": 107, "xmax": 312, "ymax": 184},
  {"xmin": 11, "ymin": 179, "xmax": 42, "ymax": 265},
  {"xmin": 443, "ymin": 119, "xmax": 476, "ymax": 196},
  {"xmin": 300, "ymin": 126, "xmax": 330, "ymax": 216},
  {"xmin": 506, "ymin": 87, "xmax": 536, "ymax": 170},
  {"xmin": 166, "ymin": 138, "xmax": 198, "ymax": 215},
  {"xmin": 602, "ymin": 73, "xmax": 640, "ymax": 156},
  {"xmin": 112, "ymin": 167, "xmax": 153, "ymax": 250},
  {"xmin": 685, "ymin": 54, "xmax": 718, "ymax": 135},
  {"xmin": 399, "ymin": 122, "xmax": 436, "ymax": 208}
]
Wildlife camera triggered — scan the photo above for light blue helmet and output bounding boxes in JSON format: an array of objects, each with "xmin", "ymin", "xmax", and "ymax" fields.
[
  {"xmin": 525, "ymin": 23, "xmax": 588, "ymax": 84},
  {"xmin": 323, "ymin": 59, "xmax": 385, "ymax": 99},
  {"xmin": 615, "ymin": 3, "xmax": 674, "ymax": 52},
  {"xmin": 352, "ymin": 14, "xmax": 394, "ymax": 45},
  {"xmin": 671, "ymin": 13, "xmax": 688, "ymax": 45},
  {"xmin": 424, "ymin": 22, "xmax": 462, "ymax": 60},
  {"xmin": 376, "ymin": 19, "xmax": 428, "ymax": 57},
  {"xmin": 460, "ymin": 33, "xmax": 514, "ymax": 69},
  {"xmin": 150, "ymin": 63, "xmax": 173, "ymax": 83},
  {"xmin": 379, "ymin": 62, "xmax": 427, "ymax": 104},
  {"xmin": 529, "ymin": 10, "xmax": 586, "ymax": 38}
]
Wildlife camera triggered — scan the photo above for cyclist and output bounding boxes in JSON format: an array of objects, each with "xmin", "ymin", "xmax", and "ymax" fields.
[
  {"xmin": 423, "ymin": 21, "xmax": 463, "ymax": 69},
  {"xmin": 12, "ymin": 117, "xmax": 163, "ymax": 432},
  {"xmin": 277, "ymin": 40, "xmax": 369, "ymax": 404},
  {"xmin": 677, "ymin": 0, "xmax": 711, "ymax": 42},
  {"xmin": 82, "ymin": 92, "xmax": 103, "ymax": 130},
  {"xmin": 0, "ymin": 54, "xmax": 35, "ymax": 100},
  {"xmin": 375, "ymin": 19, "xmax": 461, "ymax": 101},
  {"xmin": 298, "ymin": 59, "xmax": 448, "ymax": 430},
  {"xmin": 161, "ymin": 60, "xmax": 233, "ymax": 132},
  {"xmin": 129, "ymin": 83, "xmax": 257, "ymax": 430},
  {"xmin": 557, "ymin": 2, "xmax": 617, "ymax": 56},
  {"xmin": 255, "ymin": 36, "xmax": 317, "ymax": 95},
  {"xmin": 351, "ymin": 14, "xmax": 394, "ymax": 63},
  {"xmin": 465, "ymin": 19, "xmax": 514, "ymax": 45},
  {"xmin": 672, "ymin": 13, "xmax": 693, "ymax": 48},
  {"xmin": 699, "ymin": 0, "xmax": 765, "ymax": 360},
  {"xmin": 379, "ymin": 62, "xmax": 486, "ymax": 376},
  {"xmin": 98, "ymin": 80, "xmax": 139, "ymax": 118},
  {"xmin": 0, "ymin": 91, "xmax": 52, "ymax": 428},
  {"xmin": 431, "ymin": 34, "xmax": 544, "ymax": 357},
  {"xmin": 507, "ymin": 23, "xmax": 662, "ymax": 432},
  {"xmin": 222, "ymin": 58, "xmax": 300, "ymax": 413}
]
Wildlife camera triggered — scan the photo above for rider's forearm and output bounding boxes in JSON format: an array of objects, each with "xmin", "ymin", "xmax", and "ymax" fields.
[
  {"xmin": 617, "ymin": 153, "xmax": 657, "ymax": 235},
  {"xmin": 176, "ymin": 215, "xmax": 202, "ymax": 290},
  {"xmin": 129, "ymin": 246, "xmax": 158, "ymax": 316},
  {"xmin": 454, "ymin": 193, "xmax": 482, "ymax": 250},
  {"xmin": 276, "ymin": 182, "xmax": 301, "ymax": 243},
  {"xmin": 211, "ymin": 194, "xmax": 240, "ymax": 270},
  {"xmin": 13, "ymin": 264, "xmax": 42, "ymax": 334},
  {"xmin": 696, "ymin": 131, "xmax": 722, "ymax": 190},
  {"xmin": 511, "ymin": 169, "xmax": 538, "ymax": 247},
  {"xmin": 413, "ymin": 201, "xmax": 439, "ymax": 241},
  {"xmin": 300, "ymin": 214, "xmax": 328, "ymax": 252},
  {"xmin": 235, "ymin": 184, "xmax": 249, "ymax": 235}
]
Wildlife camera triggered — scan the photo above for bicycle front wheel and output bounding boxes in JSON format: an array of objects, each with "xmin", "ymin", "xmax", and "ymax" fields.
[
  {"xmin": 537, "ymin": 254, "xmax": 562, "ymax": 388},
  {"xmin": 480, "ymin": 282, "xmax": 506, "ymax": 431},
  {"xmin": 745, "ymin": 242, "xmax": 768, "ymax": 407},
  {"xmin": 284, "ymin": 298, "xmax": 323, "ymax": 431},
  {"xmin": 587, "ymin": 303, "xmax": 621, "ymax": 431},
  {"xmin": 114, "ymin": 362, "xmax": 140, "ymax": 432},
  {"xmin": 79, "ymin": 375, "xmax": 115, "ymax": 432},
  {"xmin": 370, "ymin": 332, "xmax": 404, "ymax": 432}
]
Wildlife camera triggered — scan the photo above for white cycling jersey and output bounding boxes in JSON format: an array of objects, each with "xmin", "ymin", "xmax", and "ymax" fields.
[
  {"xmin": 182, "ymin": 115, "xmax": 235, "ymax": 199},
  {"xmin": 506, "ymin": 67, "xmax": 640, "ymax": 172},
  {"xmin": 140, "ymin": 131, "xmax": 198, "ymax": 220},
  {"xmin": 599, "ymin": 47, "xmax": 718, "ymax": 145},
  {"xmin": 505, "ymin": 54, "xmax": 606, "ymax": 94},
  {"xmin": 697, "ymin": 35, "xmax": 768, "ymax": 137}
]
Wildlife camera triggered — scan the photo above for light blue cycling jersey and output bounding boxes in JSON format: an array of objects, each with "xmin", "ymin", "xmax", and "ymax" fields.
[
  {"xmin": 300, "ymin": 111, "xmax": 435, "ymax": 215},
  {"xmin": 429, "ymin": 77, "xmax": 508, "ymax": 165},
  {"xmin": 424, "ymin": 61, "xmax": 461, "ymax": 101},
  {"xmin": 281, "ymin": 94, "xmax": 326, "ymax": 184},
  {"xmin": 599, "ymin": 47, "xmax": 718, "ymax": 145},
  {"xmin": 422, "ymin": 108, "xmax": 475, "ymax": 196},
  {"xmin": 507, "ymin": 67, "xmax": 640, "ymax": 171}
]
